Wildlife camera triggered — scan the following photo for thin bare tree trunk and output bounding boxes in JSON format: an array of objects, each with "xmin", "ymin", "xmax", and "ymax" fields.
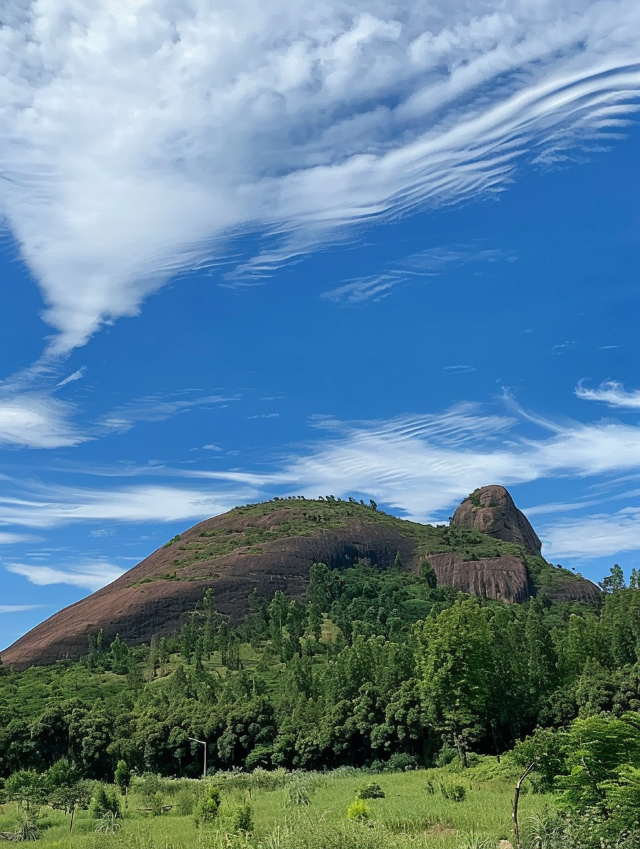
[{"xmin": 513, "ymin": 761, "xmax": 537, "ymax": 848}]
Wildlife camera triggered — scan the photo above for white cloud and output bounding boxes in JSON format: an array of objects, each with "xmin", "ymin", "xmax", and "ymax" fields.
[
  {"xmin": 0, "ymin": 532, "xmax": 36, "ymax": 544},
  {"xmin": 444, "ymin": 365, "xmax": 477, "ymax": 374},
  {"xmin": 576, "ymin": 380, "xmax": 640, "ymax": 410},
  {"xmin": 542, "ymin": 507, "xmax": 640, "ymax": 560},
  {"xmin": 97, "ymin": 393, "xmax": 239, "ymax": 435},
  {"xmin": 56, "ymin": 368, "xmax": 86, "ymax": 388},
  {"xmin": 322, "ymin": 246, "xmax": 504, "ymax": 303},
  {"xmin": 1, "ymin": 402, "xmax": 640, "ymax": 562},
  {"xmin": 0, "ymin": 483, "xmax": 258, "ymax": 528},
  {"xmin": 0, "ymin": 393, "xmax": 87, "ymax": 449},
  {"xmin": 5, "ymin": 562, "xmax": 126, "ymax": 591},
  {"xmin": 0, "ymin": 604, "xmax": 43, "ymax": 614},
  {"xmin": 1, "ymin": 0, "xmax": 639, "ymax": 352}
]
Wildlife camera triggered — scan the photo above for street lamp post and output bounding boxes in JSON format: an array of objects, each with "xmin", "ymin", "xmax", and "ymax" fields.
[{"xmin": 188, "ymin": 737, "xmax": 207, "ymax": 778}]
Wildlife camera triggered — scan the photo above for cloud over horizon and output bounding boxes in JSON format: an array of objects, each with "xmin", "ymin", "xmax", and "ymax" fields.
[
  {"xmin": 5, "ymin": 562, "xmax": 126, "ymax": 591},
  {"xmin": 0, "ymin": 399, "xmax": 639, "ymax": 560},
  {"xmin": 1, "ymin": 0, "xmax": 639, "ymax": 354}
]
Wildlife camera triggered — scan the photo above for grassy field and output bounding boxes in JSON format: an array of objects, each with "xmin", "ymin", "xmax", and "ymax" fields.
[{"xmin": 0, "ymin": 760, "xmax": 554, "ymax": 849}]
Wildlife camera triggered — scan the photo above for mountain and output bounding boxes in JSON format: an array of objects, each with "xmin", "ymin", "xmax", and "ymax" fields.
[{"xmin": 1, "ymin": 486, "xmax": 600, "ymax": 669}]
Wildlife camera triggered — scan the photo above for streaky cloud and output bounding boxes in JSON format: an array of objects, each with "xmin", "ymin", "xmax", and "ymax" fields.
[
  {"xmin": 5, "ymin": 562, "xmax": 126, "ymax": 592},
  {"xmin": 0, "ymin": 604, "xmax": 44, "ymax": 614},
  {"xmin": 576, "ymin": 380, "xmax": 640, "ymax": 409},
  {"xmin": 1, "ymin": 400, "xmax": 640, "ymax": 537},
  {"xmin": 542, "ymin": 507, "xmax": 640, "ymax": 560},
  {"xmin": 0, "ymin": 1, "xmax": 639, "ymax": 351}
]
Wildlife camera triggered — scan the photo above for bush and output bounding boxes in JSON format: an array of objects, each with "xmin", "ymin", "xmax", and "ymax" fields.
[
  {"xmin": 356, "ymin": 783, "xmax": 385, "ymax": 800},
  {"xmin": 439, "ymin": 781, "xmax": 466, "ymax": 802},
  {"xmin": 385, "ymin": 753, "xmax": 417, "ymax": 772},
  {"xmin": 150, "ymin": 791, "xmax": 164, "ymax": 816},
  {"xmin": 194, "ymin": 786, "xmax": 221, "ymax": 828},
  {"xmin": 94, "ymin": 813, "xmax": 122, "ymax": 834},
  {"xmin": 90, "ymin": 786, "xmax": 121, "ymax": 820},
  {"xmin": 233, "ymin": 802, "xmax": 254, "ymax": 834},
  {"xmin": 135, "ymin": 773, "xmax": 162, "ymax": 805},
  {"xmin": 286, "ymin": 774, "xmax": 312, "ymax": 806},
  {"xmin": 347, "ymin": 799, "xmax": 370, "ymax": 821},
  {"xmin": 435, "ymin": 745, "xmax": 459, "ymax": 767}
]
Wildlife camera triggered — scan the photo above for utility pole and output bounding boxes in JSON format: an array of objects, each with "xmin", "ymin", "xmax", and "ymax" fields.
[{"xmin": 188, "ymin": 737, "xmax": 207, "ymax": 778}]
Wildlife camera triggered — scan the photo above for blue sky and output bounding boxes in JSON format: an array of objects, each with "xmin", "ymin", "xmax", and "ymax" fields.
[{"xmin": 1, "ymin": 0, "xmax": 640, "ymax": 650}]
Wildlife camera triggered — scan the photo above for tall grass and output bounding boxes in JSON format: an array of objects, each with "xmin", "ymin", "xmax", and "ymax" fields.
[{"xmin": 0, "ymin": 759, "xmax": 551, "ymax": 849}]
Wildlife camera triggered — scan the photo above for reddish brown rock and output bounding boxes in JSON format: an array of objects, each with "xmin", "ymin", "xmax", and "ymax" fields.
[
  {"xmin": 1, "ymin": 492, "xmax": 600, "ymax": 670},
  {"xmin": 426, "ymin": 553, "xmax": 534, "ymax": 603},
  {"xmin": 451, "ymin": 485, "xmax": 542, "ymax": 554}
]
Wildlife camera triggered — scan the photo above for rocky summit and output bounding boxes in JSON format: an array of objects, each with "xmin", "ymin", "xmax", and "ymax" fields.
[
  {"xmin": 451, "ymin": 485, "xmax": 542, "ymax": 554},
  {"xmin": 1, "ymin": 487, "xmax": 600, "ymax": 669}
]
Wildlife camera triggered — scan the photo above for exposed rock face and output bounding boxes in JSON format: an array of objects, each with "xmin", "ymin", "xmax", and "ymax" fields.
[
  {"xmin": 1, "ymin": 490, "xmax": 600, "ymax": 669},
  {"xmin": 426, "ymin": 553, "xmax": 534, "ymax": 604},
  {"xmin": 0, "ymin": 515, "xmax": 418, "ymax": 669},
  {"xmin": 451, "ymin": 485, "xmax": 542, "ymax": 555}
]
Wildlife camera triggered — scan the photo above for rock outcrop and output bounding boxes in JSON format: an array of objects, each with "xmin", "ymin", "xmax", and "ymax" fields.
[
  {"xmin": 1, "ymin": 489, "xmax": 600, "ymax": 669},
  {"xmin": 451, "ymin": 485, "xmax": 542, "ymax": 554},
  {"xmin": 426, "ymin": 553, "xmax": 534, "ymax": 604}
]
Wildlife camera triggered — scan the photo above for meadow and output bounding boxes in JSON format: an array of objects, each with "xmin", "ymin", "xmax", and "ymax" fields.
[{"xmin": 0, "ymin": 760, "xmax": 551, "ymax": 849}]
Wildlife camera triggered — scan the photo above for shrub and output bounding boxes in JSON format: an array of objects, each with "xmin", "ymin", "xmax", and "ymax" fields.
[
  {"xmin": 439, "ymin": 781, "xmax": 466, "ymax": 802},
  {"xmin": 385, "ymin": 753, "xmax": 417, "ymax": 772},
  {"xmin": 194, "ymin": 786, "xmax": 221, "ymax": 828},
  {"xmin": 150, "ymin": 791, "xmax": 164, "ymax": 816},
  {"xmin": 233, "ymin": 802, "xmax": 254, "ymax": 834},
  {"xmin": 286, "ymin": 774, "xmax": 312, "ymax": 806},
  {"xmin": 94, "ymin": 813, "xmax": 122, "ymax": 834},
  {"xmin": 356, "ymin": 783, "xmax": 385, "ymax": 800},
  {"xmin": 90, "ymin": 786, "xmax": 121, "ymax": 820},
  {"xmin": 135, "ymin": 773, "xmax": 162, "ymax": 805},
  {"xmin": 347, "ymin": 799, "xmax": 370, "ymax": 821},
  {"xmin": 9, "ymin": 816, "xmax": 39, "ymax": 842},
  {"xmin": 435, "ymin": 745, "xmax": 459, "ymax": 767}
]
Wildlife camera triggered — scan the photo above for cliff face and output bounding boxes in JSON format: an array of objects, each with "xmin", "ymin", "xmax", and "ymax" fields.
[
  {"xmin": 451, "ymin": 485, "xmax": 542, "ymax": 554},
  {"xmin": 426, "ymin": 553, "xmax": 534, "ymax": 604},
  {"xmin": 1, "ymin": 490, "xmax": 601, "ymax": 669}
]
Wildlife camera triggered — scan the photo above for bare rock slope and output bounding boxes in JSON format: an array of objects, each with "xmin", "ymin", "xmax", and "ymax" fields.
[
  {"xmin": 1, "ymin": 490, "xmax": 600, "ymax": 669},
  {"xmin": 451, "ymin": 485, "xmax": 542, "ymax": 554}
]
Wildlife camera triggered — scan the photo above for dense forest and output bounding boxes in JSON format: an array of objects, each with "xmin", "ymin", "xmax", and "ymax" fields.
[{"xmin": 3, "ymin": 559, "xmax": 640, "ymax": 847}]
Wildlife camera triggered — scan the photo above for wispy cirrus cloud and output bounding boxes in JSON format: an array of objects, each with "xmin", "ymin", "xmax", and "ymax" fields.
[
  {"xmin": 322, "ymin": 246, "xmax": 505, "ymax": 303},
  {"xmin": 0, "ymin": 532, "xmax": 39, "ymax": 545},
  {"xmin": 2, "ymin": 400, "xmax": 640, "ymax": 538},
  {"xmin": 97, "ymin": 392, "xmax": 240, "ymax": 435},
  {"xmin": 5, "ymin": 562, "xmax": 125, "ymax": 591},
  {"xmin": 1, "ymin": 1, "xmax": 639, "ymax": 352},
  {"xmin": 576, "ymin": 380, "xmax": 640, "ymax": 409},
  {"xmin": 542, "ymin": 507, "xmax": 640, "ymax": 560},
  {"xmin": 0, "ymin": 604, "xmax": 43, "ymax": 614},
  {"xmin": 0, "ymin": 483, "xmax": 256, "ymax": 529},
  {"xmin": 0, "ymin": 393, "xmax": 88, "ymax": 449}
]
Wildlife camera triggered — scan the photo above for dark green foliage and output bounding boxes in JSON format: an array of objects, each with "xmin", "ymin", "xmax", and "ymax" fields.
[
  {"xmin": 90, "ymin": 785, "xmax": 121, "ymax": 819},
  {"xmin": 232, "ymin": 801, "xmax": 254, "ymax": 833},
  {"xmin": 512, "ymin": 727, "xmax": 569, "ymax": 792},
  {"xmin": 439, "ymin": 781, "xmax": 466, "ymax": 802},
  {"xmin": 113, "ymin": 759, "xmax": 131, "ymax": 794},
  {"xmin": 1, "ymin": 541, "xmax": 639, "ymax": 787},
  {"xmin": 194, "ymin": 786, "xmax": 221, "ymax": 827},
  {"xmin": 356, "ymin": 782, "xmax": 385, "ymax": 799}
]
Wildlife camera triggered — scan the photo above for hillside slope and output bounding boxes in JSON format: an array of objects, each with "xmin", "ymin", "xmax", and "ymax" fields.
[{"xmin": 1, "ymin": 488, "xmax": 600, "ymax": 668}]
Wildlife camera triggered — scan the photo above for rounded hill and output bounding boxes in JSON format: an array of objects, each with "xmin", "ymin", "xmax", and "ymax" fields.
[{"xmin": 1, "ymin": 490, "xmax": 600, "ymax": 669}]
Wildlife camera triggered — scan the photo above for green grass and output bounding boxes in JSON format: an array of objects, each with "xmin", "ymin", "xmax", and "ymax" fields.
[{"xmin": 0, "ymin": 762, "xmax": 553, "ymax": 849}]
